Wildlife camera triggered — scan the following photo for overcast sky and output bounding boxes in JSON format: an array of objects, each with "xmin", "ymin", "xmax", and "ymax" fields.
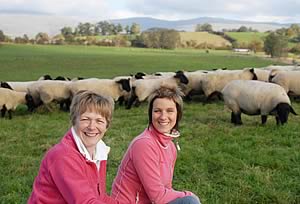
[{"xmin": 1, "ymin": 0, "xmax": 300, "ymax": 23}]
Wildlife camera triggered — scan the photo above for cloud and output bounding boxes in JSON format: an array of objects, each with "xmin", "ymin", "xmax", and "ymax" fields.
[{"xmin": 0, "ymin": 0, "xmax": 300, "ymax": 23}]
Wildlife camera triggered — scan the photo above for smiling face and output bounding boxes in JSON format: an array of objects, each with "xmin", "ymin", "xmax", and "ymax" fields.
[
  {"xmin": 74, "ymin": 111, "xmax": 108, "ymax": 152},
  {"xmin": 151, "ymin": 98, "xmax": 177, "ymax": 134}
]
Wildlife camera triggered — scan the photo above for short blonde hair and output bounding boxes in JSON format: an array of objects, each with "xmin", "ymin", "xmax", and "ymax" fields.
[
  {"xmin": 148, "ymin": 86, "xmax": 184, "ymax": 130},
  {"xmin": 70, "ymin": 90, "xmax": 114, "ymax": 128}
]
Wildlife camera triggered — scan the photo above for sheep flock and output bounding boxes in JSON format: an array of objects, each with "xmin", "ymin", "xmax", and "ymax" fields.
[{"xmin": 1, "ymin": 65, "xmax": 299, "ymax": 125}]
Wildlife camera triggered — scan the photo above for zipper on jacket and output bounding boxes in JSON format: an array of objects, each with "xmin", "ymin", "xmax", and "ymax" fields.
[{"xmin": 97, "ymin": 183, "xmax": 100, "ymax": 195}]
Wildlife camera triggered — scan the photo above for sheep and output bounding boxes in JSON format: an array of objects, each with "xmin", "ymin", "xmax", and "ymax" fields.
[
  {"xmin": 269, "ymin": 70, "xmax": 300, "ymax": 99},
  {"xmin": 201, "ymin": 68, "xmax": 257, "ymax": 100},
  {"xmin": 0, "ymin": 88, "xmax": 35, "ymax": 119},
  {"xmin": 254, "ymin": 68, "xmax": 271, "ymax": 82},
  {"xmin": 26, "ymin": 80, "xmax": 72, "ymax": 111},
  {"xmin": 38, "ymin": 74, "xmax": 52, "ymax": 80},
  {"xmin": 4, "ymin": 81, "xmax": 37, "ymax": 92},
  {"xmin": 69, "ymin": 78, "xmax": 131, "ymax": 104},
  {"xmin": 126, "ymin": 71, "xmax": 189, "ymax": 109},
  {"xmin": 1, "ymin": 81, "xmax": 13, "ymax": 90},
  {"xmin": 182, "ymin": 70, "xmax": 209, "ymax": 100},
  {"xmin": 262, "ymin": 65, "xmax": 300, "ymax": 71},
  {"xmin": 221, "ymin": 80, "xmax": 297, "ymax": 125}
]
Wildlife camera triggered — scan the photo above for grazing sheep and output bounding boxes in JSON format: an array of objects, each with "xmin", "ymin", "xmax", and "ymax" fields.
[
  {"xmin": 4, "ymin": 81, "xmax": 37, "ymax": 92},
  {"xmin": 254, "ymin": 68, "xmax": 271, "ymax": 82},
  {"xmin": 27, "ymin": 80, "xmax": 72, "ymax": 111},
  {"xmin": 221, "ymin": 80, "xmax": 297, "ymax": 125},
  {"xmin": 269, "ymin": 70, "xmax": 300, "ymax": 98},
  {"xmin": 262, "ymin": 65, "xmax": 300, "ymax": 71},
  {"xmin": 69, "ymin": 78, "xmax": 131, "ymax": 103},
  {"xmin": 126, "ymin": 71, "xmax": 189, "ymax": 109},
  {"xmin": 182, "ymin": 70, "xmax": 208, "ymax": 99},
  {"xmin": 201, "ymin": 68, "xmax": 257, "ymax": 100},
  {"xmin": 0, "ymin": 88, "xmax": 35, "ymax": 119}
]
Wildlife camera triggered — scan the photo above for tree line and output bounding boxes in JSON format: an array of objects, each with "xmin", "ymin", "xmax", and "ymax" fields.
[{"xmin": 1, "ymin": 22, "xmax": 300, "ymax": 57}]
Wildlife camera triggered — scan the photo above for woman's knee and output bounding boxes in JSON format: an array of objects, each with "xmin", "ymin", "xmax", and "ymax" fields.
[
  {"xmin": 185, "ymin": 196, "xmax": 201, "ymax": 204},
  {"xmin": 169, "ymin": 196, "xmax": 201, "ymax": 204}
]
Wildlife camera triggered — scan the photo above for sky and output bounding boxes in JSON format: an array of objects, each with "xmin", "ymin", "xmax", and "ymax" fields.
[{"xmin": 1, "ymin": 0, "xmax": 300, "ymax": 23}]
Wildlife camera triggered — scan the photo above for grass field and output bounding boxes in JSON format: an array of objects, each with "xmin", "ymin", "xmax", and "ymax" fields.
[
  {"xmin": 225, "ymin": 32, "xmax": 267, "ymax": 44},
  {"xmin": 179, "ymin": 32, "xmax": 231, "ymax": 48},
  {"xmin": 1, "ymin": 44, "xmax": 299, "ymax": 204}
]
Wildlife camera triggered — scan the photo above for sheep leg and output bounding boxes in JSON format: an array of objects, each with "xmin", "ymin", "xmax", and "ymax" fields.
[
  {"xmin": 65, "ymin": 99, "xmax": 71, "ymax": 111},
  {"xmin": 1, "ymin": 105, "xmax": 7, "ymax": 117},
  {"xmin": 118, "ymin": 96, "xmax": 125, "ymax": 106},
  {"xmin": 231, "ymin": 112, "xmax": 236, "ymax": 124},
  {"xmin": 231, "ymin": 112, "xmax": 242, "ymax": 125},
  {"xmin": 8, "ymin": 110, "xmax": 12, "ymax": 119},
  {"xmin": 261, "ymin": 115, "xmax": 268, "ymax": 124},
  {"xmin": 236, "ymin": 112, "xmax": 242, "ymax": 125},
  {"xmin": 126, "ymin": 94, "xmax": 137, "ymax": 109}
]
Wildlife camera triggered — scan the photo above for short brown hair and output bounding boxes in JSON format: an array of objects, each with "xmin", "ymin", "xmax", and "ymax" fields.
[
  {"xmin": 70, "ymin": 90, "xmax": 114, "ymax": 128},
  {"xmin": 148, "ymin": 86, "xmax": 184, "ymax": 130}
]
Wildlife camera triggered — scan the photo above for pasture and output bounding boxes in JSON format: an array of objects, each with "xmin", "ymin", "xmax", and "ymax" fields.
[
  {"xmin": 0, "ymin": 44, "xmax": 299, "ymax": 204},
  {"xmin": 179, "ymin": 32, "xmax": 231, "ymax": 48},
  {"xmin": 225, "ymin": 32, "xmax": 267, "ymax": 44}
]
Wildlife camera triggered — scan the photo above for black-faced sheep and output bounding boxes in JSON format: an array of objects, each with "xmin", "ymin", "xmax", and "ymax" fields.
[
  {"xmin": 269, "ymin": 70, "xmax": 300, "ymax": 99},
  {"xmin": 26, "ymin": 80, "xmax": 72, "ymax": 111},
  {"xmin": 221, "ymin": 80, "xmax": 297, "ymax": 125},
  {"xmin": 69, "ymin": 78, "xmax": 131, "ymax": 104},
  {"xmin": 0, "ymin": 88, "xmax": 35, "ymax": 119},
  {"xmin": 126, "ymin": 71, "xmax": 188, "ymax": 109},
  {"xmin": 201, "ymin": 68, "xmax": 257, "ymax": 100}
]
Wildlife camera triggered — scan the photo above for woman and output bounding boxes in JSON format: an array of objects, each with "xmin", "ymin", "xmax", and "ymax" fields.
[
  {"xmin": 28, "ymin": 90, "xmax": 118, "ymax": 204},
  {"xmin": 112, "ymin": 86, "xmax": 200, "ymax": 204}
]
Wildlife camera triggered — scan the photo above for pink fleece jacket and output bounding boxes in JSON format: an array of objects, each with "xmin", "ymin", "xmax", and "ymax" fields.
[
  {"xmin": 28, "ymin": 129, "xmax": 118, "ymax": 204},
  {"xmin": 111, "ymin": 126, "xmax": 192, "ymax": 204}
]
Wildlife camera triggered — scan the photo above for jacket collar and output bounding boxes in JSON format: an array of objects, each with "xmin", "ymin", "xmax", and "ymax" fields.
[{"xmin": 149, "ymin": 125, "xmax": 180, "ymax": 148}]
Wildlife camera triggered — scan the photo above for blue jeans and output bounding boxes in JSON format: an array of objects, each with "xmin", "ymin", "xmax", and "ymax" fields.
[{"xmin": 168, "ymin": 196, "xmax": 201, "ymax": 204}]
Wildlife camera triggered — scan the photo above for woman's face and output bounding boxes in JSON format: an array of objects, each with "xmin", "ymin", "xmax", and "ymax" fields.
[
  {"xmin": 152, "ymin": 98, "xmax": 177, "ymax": 134},
  {"xmin": 75, "ymin": 111, "xmax": 108, "ymax": 150}
]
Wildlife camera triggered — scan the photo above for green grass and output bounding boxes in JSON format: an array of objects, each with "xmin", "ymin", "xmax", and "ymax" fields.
[
  {"xmin": 225, "ymin": 32, "xmax": 268, "ymax": 44},
  {"xmin": 1, "ymin": 44, "xmax": 299, "ymax": 204}
]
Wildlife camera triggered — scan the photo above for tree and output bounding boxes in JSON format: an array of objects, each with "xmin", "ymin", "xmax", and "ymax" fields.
[
  {"xmin": 96, "ymin": 21, "xmax": 110, "ymax": 35},
  {"xmin": 35, "ymin": 32, "xmax": 50, "ymax": 44},
  {"xmin": 0, "ymin": 30, "xmax": 5, "ymax": 42},
  {"xmin": 125, "ymin": 25, "xmax": 130, "ymax": 34},
  {"xmin": 195, "ymin": 23, "xmax": 213, "ymax": 32},
  {"xmin": 130, "ymin": 23, "xmax": 141, "ymax": 34},
  {"xmin": 61, "ymin": 27, "xmax": 74, "ymax": 42},
  {"xmin": 141, "ymin": 29, "xmax": 180, "ymax": 49},
  {"xmin": 160, "ymin": 30, "xmax": 181, "ymax": 49},
  {"xmin": 264, "ymin": 32, "xmax": 288, "ymax": 58},
  {"xmin": 77, "ymin": 22, "xmax": 94, "ymax": 36},
  {"xmin": 116, "ymin": 23, "xmax": 123, "ymax": 34},
  {"xmin": 248, "ymin": 39, "xmax": 263, "ymax": 53},
  {"xmin": 237, "ymin": 26, "xmax": 248, "ymax": 32}
]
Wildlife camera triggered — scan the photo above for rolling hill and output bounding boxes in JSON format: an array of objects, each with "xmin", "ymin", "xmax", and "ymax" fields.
[{"xmin": 0, "ymin": 14, "xmax": 292, "ymax": 38}]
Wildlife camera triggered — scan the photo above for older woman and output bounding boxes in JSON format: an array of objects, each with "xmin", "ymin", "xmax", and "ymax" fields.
[
  {"xmin": 112, "ymin": 86, "xmax": 200, "ymax": 204},
  {"xmin": 28, "ymin": 90, "xmax": 118, "ymax": 204}
]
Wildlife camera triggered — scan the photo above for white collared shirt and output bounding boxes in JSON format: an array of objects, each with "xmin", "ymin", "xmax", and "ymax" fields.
[{"xmin": 71, "ymin": 127, "xmax": 110, "ymax": 170}]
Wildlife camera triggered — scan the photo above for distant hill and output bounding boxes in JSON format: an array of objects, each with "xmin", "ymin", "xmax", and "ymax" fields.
[
  {"xmin": 0, "ymin": 14, "xmax": 292, "ymax": 38},
  {"xmin": 110, "ymin": 17, "xmax": 291, "ymax": 32}
]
